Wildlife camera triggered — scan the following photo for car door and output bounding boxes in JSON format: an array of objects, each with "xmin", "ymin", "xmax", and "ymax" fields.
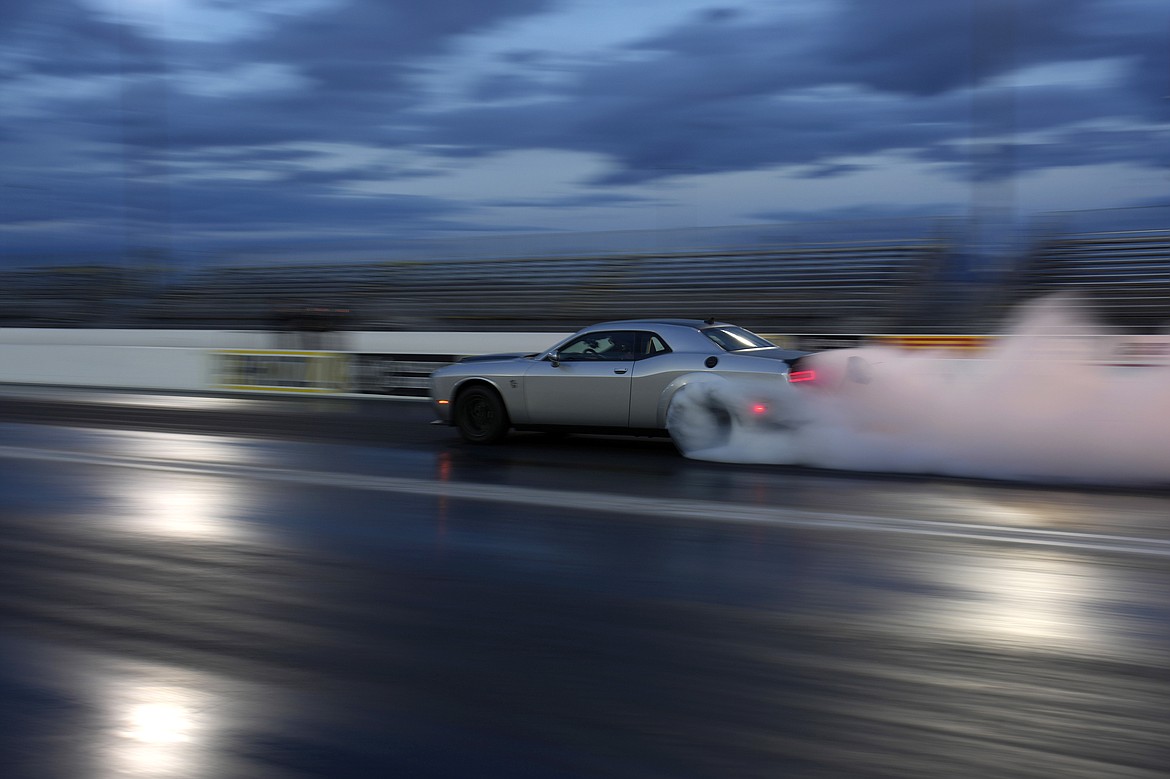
[
  {"xmin": 627, "ymin": 330, "xmax": 688, "ymax": 427},
  {"xmin": 522, "ymin": 330, "xmax": 636, "ymax": 426}
]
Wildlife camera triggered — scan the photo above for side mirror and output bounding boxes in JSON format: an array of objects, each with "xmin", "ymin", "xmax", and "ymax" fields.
[{"xmin": 548, "ymin": 351, "xmax": 561, "ymax": 367}]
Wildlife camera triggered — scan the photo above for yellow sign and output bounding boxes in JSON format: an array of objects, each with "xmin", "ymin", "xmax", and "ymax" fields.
[
  {"xmin": 211, "ymin": 350, "xmax": 349, "ymax": 393},
  {"xmin": 871, "ymin": 335, "xmax": 990, "ymax": 351}
]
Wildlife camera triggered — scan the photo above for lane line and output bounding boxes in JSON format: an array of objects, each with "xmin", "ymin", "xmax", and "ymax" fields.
[{"xmin": 3, "ymin": 444, "xmax": 1170, "ymax": 558}]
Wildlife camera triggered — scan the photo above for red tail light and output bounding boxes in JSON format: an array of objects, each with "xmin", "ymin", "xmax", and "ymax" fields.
[
  {"xmin": 788, "ymin": 369, "xmax": 817, "ymax": 383},
  {"xmin": 751, "ymin": 403, "xmax": 768, "ymax": 415}
]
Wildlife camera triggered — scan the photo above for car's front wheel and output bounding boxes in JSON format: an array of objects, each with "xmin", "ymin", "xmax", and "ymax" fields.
[{"xmin": 454, "ymin": 386, "xmax": 511, "ymax": 443}]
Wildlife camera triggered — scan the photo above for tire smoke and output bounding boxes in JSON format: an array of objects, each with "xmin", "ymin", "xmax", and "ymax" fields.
[{"xmin": 668, "ymin": 296, "xmax": 1170, "ymax": 485}]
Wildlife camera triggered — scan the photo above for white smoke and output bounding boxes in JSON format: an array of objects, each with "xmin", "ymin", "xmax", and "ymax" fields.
[{"xmin": 668, "ymin": 296, "xmax": 1170, "ymax": 485}]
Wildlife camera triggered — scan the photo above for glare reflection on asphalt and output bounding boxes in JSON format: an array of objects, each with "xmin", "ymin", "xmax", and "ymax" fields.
[
  {"xmin": 907, "ymin": 492, "xmax": 1053, "ymax": 528},
  {"xmin": 100, "ymin": 429, "xmax": 266, "ymax": 468},
  {"xmin": 933, "ymin": 552, "xmax": 1099, "ymax": 652},
  {"xmin": 107, "ymin": 680, "xmax": 211, "ymax": 779},
  {"xmin": 121, "ymin": 472, "xmax": 257, "ymax": 542},
  {"xmin": 82, "ymin": 431, "xmax": 264, "ymax": 542},
  {"xmin": 6, "ymin": 641, "xmax": 258, "ymax": 779}
]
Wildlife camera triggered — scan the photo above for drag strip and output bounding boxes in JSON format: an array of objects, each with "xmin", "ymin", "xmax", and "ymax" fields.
[
  {"xmin": 3, "ymin": 392, "xmax": 1170, "ymax": 778},
  {"xmin": 3, "ymin": 442, "xmax": 1170, "ymax": 559}
]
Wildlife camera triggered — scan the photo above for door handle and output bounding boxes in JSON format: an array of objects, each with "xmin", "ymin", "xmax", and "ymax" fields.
[{"xmin": 614, "ymin": 369, "xmax": 628, "ymax": 374}]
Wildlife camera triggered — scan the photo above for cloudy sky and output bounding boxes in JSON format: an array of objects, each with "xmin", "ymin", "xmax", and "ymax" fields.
[{"xmin": 1, "ymin": 0, "xmax": 1167, "ymax": 266}]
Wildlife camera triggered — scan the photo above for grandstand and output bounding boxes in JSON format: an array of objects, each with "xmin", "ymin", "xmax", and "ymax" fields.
[
  {"xmin": 0, "ymin": 266, "xmax": 132, "ymax": 326},
  {"xmin": 1008, "ymin": 229, "xmax": 1170, "ymax": 332},
  {"xmin": 122, "ymin": 237, "xmax": 947, "ymax": 333},
  {"xmin": 2, "ymin": 216, "xmax": 1169, "ymax": 334}
]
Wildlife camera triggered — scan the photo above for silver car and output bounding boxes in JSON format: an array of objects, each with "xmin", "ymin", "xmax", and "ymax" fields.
[{"xmin": 429, "ymin": 319, "xmax": 813, "ymax": 447}]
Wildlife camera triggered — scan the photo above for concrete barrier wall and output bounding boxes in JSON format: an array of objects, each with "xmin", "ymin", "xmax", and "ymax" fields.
[
  {"xmin": 0, "ymin": 329, "xmax": 270, "ymax": 348},
  {"xmin": 1, "ymin": 329, "xmax": 1166, "ymax": 398},
  {"xmin": 0, "ymin": 328, "xmax": 569, "ymax": 352},
  {"xmin": 0, "ymin": 345, "xmax": 209, "ymax": 390},
  {"xmin": 0, "ymin": 330, "xmax": 571, "ymax": 396}
]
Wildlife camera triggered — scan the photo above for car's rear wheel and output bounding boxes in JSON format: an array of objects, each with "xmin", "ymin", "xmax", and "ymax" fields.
[
  {"xmin": 667, "ymin": 392, "xmax": 733, "ymax": 454},
  {"xmin": 454, "ymin": 386, "xmax": 510, "ymax": 443}
]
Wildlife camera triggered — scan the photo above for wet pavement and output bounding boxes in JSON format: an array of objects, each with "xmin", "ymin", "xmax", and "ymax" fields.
[{"xmin": 1, "ymin": 390, "xmax": 1169, "ymax": 777}]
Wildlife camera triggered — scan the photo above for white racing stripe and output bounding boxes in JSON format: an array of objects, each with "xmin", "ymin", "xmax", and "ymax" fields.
[{"xmin": 3, "ymin": 444, "xmax": 1170, "ymax": 558}]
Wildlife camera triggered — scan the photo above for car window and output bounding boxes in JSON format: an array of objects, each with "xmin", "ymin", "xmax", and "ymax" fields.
[
  {"xmin": 557, "ymin": 335, "xmax": 601, "ymax": 360},
  {"xmin": 557, "ymin": 331, "xmax": 636, "ymax": 361},
  {"xmin": 701, "ymin": 326, "xmax": 774, "ymax": 352},
  {"xmin": 640, "ymin": 333, "xmax": 672, "ymax": 357},
  {"xmin": 554, "ymin": 329, "xmax": 627, "ymax": 360}
]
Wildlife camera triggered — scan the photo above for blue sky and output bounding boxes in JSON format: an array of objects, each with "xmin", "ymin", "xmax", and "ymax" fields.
[{"xmin": 1, "ymin": 0, "xmax": 1167, "ymax": 266}]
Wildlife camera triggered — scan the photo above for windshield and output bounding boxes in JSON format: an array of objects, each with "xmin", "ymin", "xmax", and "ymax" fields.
[{"xmin": 701, "ymin": 326, "xmax": 776, "ymax": 352}]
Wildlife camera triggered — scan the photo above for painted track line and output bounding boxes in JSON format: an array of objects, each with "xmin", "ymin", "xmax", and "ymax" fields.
[{"xmin": 3, "ymin": 444, "xmax": 1169, "ymax": 558}]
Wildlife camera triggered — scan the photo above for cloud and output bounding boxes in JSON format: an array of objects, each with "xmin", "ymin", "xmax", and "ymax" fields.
[
  {"xmin": 486, "ymin": 192, "xmax": 654, "ymax": 209},
  {"xmin": 247, "ymin": 0, "xmax": 554, "ymax": 95},
  {"xmin": 406, "ymin": 0, "xmax": 1163, "ymax": 193},
  {"xmin": 790, "ymin": 162, "xmax": 872, "ymax": 180},
  {"xmin": 1, "ymin": 0, "xmax": 1168, "ymax": 262}
]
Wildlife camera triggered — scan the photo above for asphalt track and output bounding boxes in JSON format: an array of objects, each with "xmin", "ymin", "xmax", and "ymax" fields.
[{"xmin": 1, "ymin": 387, "xmax": 1169, "ymax": 778}]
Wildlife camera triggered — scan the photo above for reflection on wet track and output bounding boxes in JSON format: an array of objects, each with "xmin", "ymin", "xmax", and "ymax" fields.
[{"xmin": 1, "ymin": 390, "xmax": 1169, "ymax": 777}]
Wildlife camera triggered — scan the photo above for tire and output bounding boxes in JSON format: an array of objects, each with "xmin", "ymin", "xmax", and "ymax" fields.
[
  {"xmin": 667, "ymin": 394, "xmax": 733, "ymax": 454},
  {"xmin": 454, "ymin": 386, "xmax": 510, "ymax": 444}
]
